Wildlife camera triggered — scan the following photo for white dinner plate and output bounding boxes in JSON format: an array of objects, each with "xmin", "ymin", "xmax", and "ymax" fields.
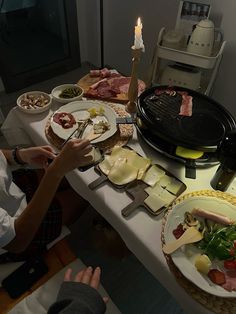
[
  {"xmin": 163, "ymin": 196, "xmax": 236, "ymax": 298},
  {"xmin": 50, "ymin": 100, "xmax": 117, "ymax": 144}
]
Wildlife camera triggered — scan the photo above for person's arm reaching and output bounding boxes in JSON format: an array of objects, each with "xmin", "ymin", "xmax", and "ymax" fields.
[
  {"xmin": 3, "ymin": 139, "xmax": 93, "ymax": 253},
  {"xmin": 48, "ymin": 266, "xmax": 107, "ymax": 314}
]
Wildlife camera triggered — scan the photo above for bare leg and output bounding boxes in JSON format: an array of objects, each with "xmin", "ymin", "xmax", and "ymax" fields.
[
  {"xmin": 55, "ymin": 188, "xmax": 89, "ymax": 226},
  {"xmin": 35, "ymin": 170, "xmax": 88, "ymax": 225}
]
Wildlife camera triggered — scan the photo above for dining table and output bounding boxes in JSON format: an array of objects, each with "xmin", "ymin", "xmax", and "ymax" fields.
[{"xmin": 2, "ymin": 99, "xmax": 236, "ymax": 314}]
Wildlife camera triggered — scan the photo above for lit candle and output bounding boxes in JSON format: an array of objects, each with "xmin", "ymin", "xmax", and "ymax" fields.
[{"xmin": 134, "ymin": 17, "xmax": 144, "ymax": 50}]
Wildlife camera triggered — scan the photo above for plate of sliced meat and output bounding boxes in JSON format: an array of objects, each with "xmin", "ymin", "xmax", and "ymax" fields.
[
  {"xmin": 50, "ymin": 101, "xmax": 117, "ymax": 144},
  {"xmin": 78, "ymin": 68, "xmax": 146, "ymax": 104},
  {"xmin": 163, "ymin": 195, "xmax": 236, "ymax": 297}
]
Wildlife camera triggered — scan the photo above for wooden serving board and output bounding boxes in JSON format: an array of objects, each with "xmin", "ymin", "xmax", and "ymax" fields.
[{"xmin": 77, "ymin": 74, "xmax": 129, "ymax": 104}]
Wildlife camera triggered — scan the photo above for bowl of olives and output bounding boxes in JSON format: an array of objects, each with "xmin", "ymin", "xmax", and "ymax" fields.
[{"xmin": 51, "ymin": 84, "xmax": 84, "ymax": 104}]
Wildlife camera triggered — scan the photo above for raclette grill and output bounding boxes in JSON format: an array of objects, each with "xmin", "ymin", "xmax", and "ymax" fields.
[{"xmin": 137, "ymin": 86, "xmax": 236, "ymax": 178}]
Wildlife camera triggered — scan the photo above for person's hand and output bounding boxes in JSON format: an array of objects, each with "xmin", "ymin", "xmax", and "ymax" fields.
[
  {"xmin": 64, "ymin": 266, "xmax": 108, "ymax": 304},
  {"xmin": 50, "ymin": 139, "xmax": 93, "ymax": 177},
  {"xmin": 18, "ymin": 146, "xmax": 56, "ymax": 168}
]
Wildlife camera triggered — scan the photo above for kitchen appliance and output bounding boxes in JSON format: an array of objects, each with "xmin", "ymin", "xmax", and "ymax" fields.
[
  {"xmin": 160, "ymin": 64, "xmax": 201, "ymax": 90},
  {"xmin": 162, "ymin": 29, "xmax": 184, "ymax": 50},
  {"xmin": 187, "ymin": 19, "xmax": 216, "ymax": 56},
  {"xmin": 136, "ymin": 86, "xmax": 236, "ymax": 178},
  {"xmin": 210, "ymin": 130, "xmax": 236, "ymax": 191}
]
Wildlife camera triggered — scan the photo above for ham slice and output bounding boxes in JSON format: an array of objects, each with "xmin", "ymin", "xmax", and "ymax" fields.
[
  {"xmin": 222, "ymin": 270, "xmax": 236, "ymax": 292},
  {"xmin": 89, "ymin": 68, "xmax": 111, "ymax": 78},
  {"xmin": 191, "ymin": 208, "xmax": 233, "ymax": 225},
  {"xmin": 179, "ymin": 95, "xmax": 193, "ymax": 117},
  {"xmin": 53, "ymin": 112, "xmax": 76, "ymax": 129},
  {"xmin": 90, "ymin": 70, "xmax": 101, "ymax": 77}
]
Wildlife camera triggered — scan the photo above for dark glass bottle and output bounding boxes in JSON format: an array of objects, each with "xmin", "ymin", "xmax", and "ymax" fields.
[{"xmin": 211, "ymin": 130, "xmax": 236, "ymax": 191}]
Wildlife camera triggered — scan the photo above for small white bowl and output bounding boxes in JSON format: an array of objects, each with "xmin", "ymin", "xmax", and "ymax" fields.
[
  {"xmin": 51, "ymin": 84, "xmax": 84, "ymax": 104},
  {"xmin": 17, "ymin": 91, "xmax": 52, "ymax": 114}
]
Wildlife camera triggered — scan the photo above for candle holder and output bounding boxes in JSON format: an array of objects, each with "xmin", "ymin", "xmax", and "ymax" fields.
[{"xmin": 126, "ymin": 47, "xmax": 142, "ymax": 114}]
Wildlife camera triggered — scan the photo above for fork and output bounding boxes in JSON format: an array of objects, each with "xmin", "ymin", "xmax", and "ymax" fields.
[{"xmin": 75, "ymin": 118, "xmax": 93, "ymax": 139}]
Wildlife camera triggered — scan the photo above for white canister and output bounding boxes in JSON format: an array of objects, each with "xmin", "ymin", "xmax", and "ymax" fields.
[
  {"xmin": 187, "ymin": 19, "xmax": 215, "ymax": 56},
  {"xmin": 162, "ymin": 30, "xmax": 184, "ymax": 50}
]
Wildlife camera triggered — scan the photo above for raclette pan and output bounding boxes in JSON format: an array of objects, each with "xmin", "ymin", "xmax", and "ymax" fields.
[
  {"xmin": 122, "ymin": 164, "xmax": 187, "ymax": 217},
  {"xmin": 88, "ymin": 146, "xmax": 141, "ymax": 190}
]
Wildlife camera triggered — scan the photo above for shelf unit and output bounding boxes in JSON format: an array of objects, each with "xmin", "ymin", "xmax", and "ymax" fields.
[{"xmin": 150, "ymin": 27, "xmax": 226, "ymax": 95}]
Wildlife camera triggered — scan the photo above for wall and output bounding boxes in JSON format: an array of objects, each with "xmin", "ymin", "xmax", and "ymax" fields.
[
  {"xmin": 76, "ymin": 0, "xmax": 101, "ymax": 67},
  {"xmin": 210, "ymin": 1, "xmax": 236, "ymax": 118},
  {"xmin": 103, "ymin": 0, "xmax": 178, "ymax": 79}
]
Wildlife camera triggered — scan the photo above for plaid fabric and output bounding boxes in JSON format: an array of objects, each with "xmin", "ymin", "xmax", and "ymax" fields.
[{"xmin": 0, "ymin": 169, "xmax": 62, "ymax": 262}]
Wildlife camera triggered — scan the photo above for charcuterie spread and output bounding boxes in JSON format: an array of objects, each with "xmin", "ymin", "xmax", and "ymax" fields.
[{"xmin": 78, "ymin": 68, "xmax": 146, "ymax": 103}]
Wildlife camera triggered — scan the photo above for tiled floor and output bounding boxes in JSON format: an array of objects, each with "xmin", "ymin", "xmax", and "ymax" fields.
[{"xmin": 0, "ymin": 65, "xmax": 185, "ymax": 314}]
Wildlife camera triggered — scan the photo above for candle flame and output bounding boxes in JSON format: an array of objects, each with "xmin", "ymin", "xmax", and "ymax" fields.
[{"xmin": 137, "ymin": 17, "xmax": 141, "ymax": 26}]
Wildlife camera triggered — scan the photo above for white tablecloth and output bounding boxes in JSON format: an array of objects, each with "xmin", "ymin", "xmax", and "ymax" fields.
[{"xmin": 2, "ymin": 105, "xmax": 236, "ymax": 314}]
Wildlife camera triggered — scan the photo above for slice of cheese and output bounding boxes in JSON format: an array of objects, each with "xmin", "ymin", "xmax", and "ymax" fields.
[
  {"xmin": 98, "ymin": 155, "xmax": 116, "ymax": 175},
  {"xmin": 127, "ymin": 153, "xmax": 151, "ymax": 180},
  {"xmin": 166, "ymin": 177, "xmax": 183, "ymax": 195},
  {"xmin": 159, "ymin": 175, "xmax": 172, "ymax": 188},
  {"xmin": 159, "ymin": 189, "xmax": 176, "ymax": 205},
  {"xmin": 144, "ymin": 194, "xmax": 167, "ymax": 212},
  {"xmin": 108, "ymin": 159, "xmax": 138, "ymax": 185},
  {"xmin": 176, "ymin": 146, "xmax": 203, "ymax": 159},
  {"xmin": 110, "ymin": 146, "xmax": 134, "ymax": 160},
  {"xmin": 142, "ymin": 165, "xmax": 165, "ymax": 186},
  {"xmin": 145, "ymin": 184, "xmax": 165, "ymax": 196}
]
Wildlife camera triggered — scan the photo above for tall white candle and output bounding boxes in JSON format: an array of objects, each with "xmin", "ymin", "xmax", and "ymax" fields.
[{"xmin": 134, "ymin": 17, "xmax": 144, "ymax": 50}]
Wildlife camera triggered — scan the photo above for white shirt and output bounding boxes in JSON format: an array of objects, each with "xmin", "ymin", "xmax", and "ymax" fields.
[{"xmin": 0, "ymin": 151, "xmax": 27, "ymax": 255}]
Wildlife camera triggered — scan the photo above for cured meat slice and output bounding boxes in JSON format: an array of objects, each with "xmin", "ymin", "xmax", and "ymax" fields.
[
  {"xmin": 85, "ymin": 75, "xmax": 145, "ymax": 100},
  {"xmin": 179, "ymin": 95, "xmax": 193, "ymax": 117},
  {"xmin": 53, "ymin": 112, "xmax": 76, "ymax": 129},
  {"xmin": 89, "ymin": 68, "xmax": 112, "ymax": 78},
  {"xmin": 191, "ymin": 208, "xmax": 233, "ymax": 225},
  {"xmin": 90, "ymin": 70, "xmax": 100, "ymax": 77},
  {"xmin": 222, "ymin": 270, "xmax": 236, "ymax": 291},
  {"xmin": 100, "ymin": 68, "xmax": 111, "ymax": 78}
]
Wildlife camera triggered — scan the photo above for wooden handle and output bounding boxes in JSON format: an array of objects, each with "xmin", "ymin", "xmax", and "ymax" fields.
[
  {"xmin": 88, "ymin": 174, "xmax": 107, "ymax": 190},
  {"xmin": 121, "ymin": 199, "xmax": 142, "ymax": 217}
]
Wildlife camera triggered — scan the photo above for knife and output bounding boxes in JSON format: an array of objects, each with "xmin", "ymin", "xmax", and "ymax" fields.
[{"xmin": 116, "ymin": 117, "xmax": 136, "ymax": 124}]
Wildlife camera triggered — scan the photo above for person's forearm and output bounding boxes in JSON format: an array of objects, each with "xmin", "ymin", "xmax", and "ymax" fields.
[
  {"xmin": 1, "ymin": 149, "xmax": 16, "ymax": 165},
  {"xmin": 5, "ymin": 164, "xmax": 64, "ymax": 253}
]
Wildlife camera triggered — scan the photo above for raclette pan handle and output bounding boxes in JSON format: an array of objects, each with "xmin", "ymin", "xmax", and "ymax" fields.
[
  {"xmin": 88, "ymin": 174, "xmax": 107, "ymax": 190},
  {"xmin": 185, "ymin": 159, "xmax": 196, "ymax": 179},
  {"xmin": 121, "ymin": 199, "xmax": 142, "ymax": 217}
]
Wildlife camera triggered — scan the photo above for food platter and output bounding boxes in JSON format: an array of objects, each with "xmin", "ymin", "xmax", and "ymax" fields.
[
  {"xmin": 50, "ymin": 100, "xmax": 117, "ymax": 144},
  {"xmin": 163, "ymin": 196, "xmax": 236, "ymax": 297}
]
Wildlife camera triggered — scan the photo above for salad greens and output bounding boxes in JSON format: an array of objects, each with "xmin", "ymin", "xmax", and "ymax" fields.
[{"xmin": 197, "ymin": 222, "xmax": 236, "ymax": 260}]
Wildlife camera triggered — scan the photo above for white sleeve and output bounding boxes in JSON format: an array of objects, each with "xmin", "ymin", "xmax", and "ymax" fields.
[{"xmin": 0, "ymin": 208, "xmax": 16, "ymax": 254}]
